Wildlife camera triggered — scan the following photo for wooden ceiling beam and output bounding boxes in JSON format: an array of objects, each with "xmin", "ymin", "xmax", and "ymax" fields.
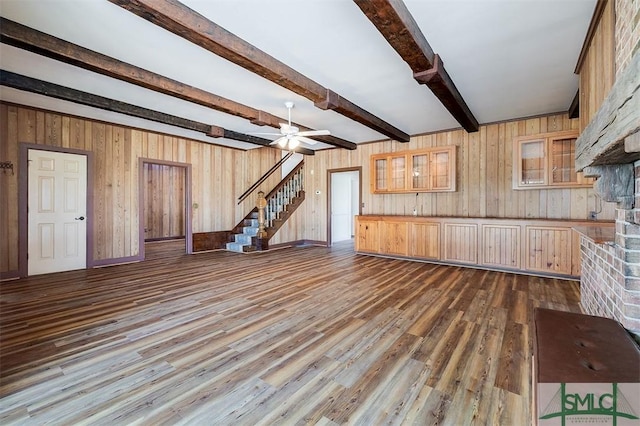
[
  {"xmin": 568, "ymin": 89, "xmax": 580, "ymax": 119},
  {"xmin": 0, "ymin": 70, "xmax": 314, "ymax": 155},
  {"xmin": 0, "ymin": 18, "xmax": 350, "ymax": 150},
  {"xmin": 354, "ymin": 0, "xmax": 479, "ymax": 133},
  {"xmin": 108, "ymin": 0, "xmax": 410, "ymax": 142}
]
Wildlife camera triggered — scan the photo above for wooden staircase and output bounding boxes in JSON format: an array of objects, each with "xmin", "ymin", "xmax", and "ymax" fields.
[{"xmin": 226, "ymin": 161, "xmax": 305, "ymax": 253}]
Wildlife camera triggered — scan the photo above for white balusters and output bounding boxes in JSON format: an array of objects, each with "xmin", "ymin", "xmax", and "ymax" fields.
[{"xmin": 263, "ymin": 164, "xmax": 304, "ymax": 230}]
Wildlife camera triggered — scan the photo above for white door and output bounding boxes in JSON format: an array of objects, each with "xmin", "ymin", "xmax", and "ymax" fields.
[
  {"xmin": 28, "ymin": 150, "xmax": 87, "ymax": 275},
  {"xmin": 331, "ymin": 171, "xmax": 359, "ymax": 243}
]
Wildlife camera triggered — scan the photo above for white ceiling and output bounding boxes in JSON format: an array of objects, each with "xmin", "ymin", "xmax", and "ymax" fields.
[{"xmin": 0, "ymin": 0, "xmax": 596, "ymax": 151}]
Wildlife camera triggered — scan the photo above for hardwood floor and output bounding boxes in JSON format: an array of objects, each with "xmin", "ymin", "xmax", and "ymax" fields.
[{"xmin": 0, "ymin": 240, "xmax": 582, "ymax": 425}]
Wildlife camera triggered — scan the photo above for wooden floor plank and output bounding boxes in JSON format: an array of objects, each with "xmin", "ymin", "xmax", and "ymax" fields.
[{"xmin": 0, "ymin": 240, "xmax": 583, "ymax": 425}]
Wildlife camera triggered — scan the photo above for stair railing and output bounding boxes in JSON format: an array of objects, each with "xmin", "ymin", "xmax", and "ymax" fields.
[
  {"xmin": 264, "ymin": 161, "xmax": 304, "ymax": 228},
  {"xmin": 237, "ymin": 151, "xmax": 294, "ymax": 204}
]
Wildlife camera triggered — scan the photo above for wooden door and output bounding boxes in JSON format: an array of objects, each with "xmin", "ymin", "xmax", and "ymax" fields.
[
  {"xmin": 28, "ymin": 150, "xmax": 87, "ymax": 275},
  {"xmin": 143, "ymin": 163, "xmax": 185, "ymax": 240}
]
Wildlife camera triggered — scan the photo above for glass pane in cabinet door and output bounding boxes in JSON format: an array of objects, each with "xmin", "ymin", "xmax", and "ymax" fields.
[
  {"xmin": 411, "ymin": 154, "xmax": 428, "ymax": 189},
  {"xmin": 431, "ymin": 151, "xmax": 450, "ymax": 189},
  {"xmin": 390, "ymin": 156, "xmax": 406, "ymax": 190},
  {"xmin": 375, "ymin": 158, "xmax": 387, "ymax": 191},
  {"xmin": 550, "ymin": 137, "xmax": 577, "ymax": 184},
  {"xmin": 520, "ymin": 140, "xmax": 545, "ymax": 185}
]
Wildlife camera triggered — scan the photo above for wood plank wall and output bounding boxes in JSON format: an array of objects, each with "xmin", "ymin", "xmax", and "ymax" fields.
[
  {"xmin": 272, "ymin": 113, "xmax": 616, "ymax": 245},
  {"xmin": 143, "ymin": 163, "xmax": 185, "ymax": 240},
  {"xmin": 578, "ymin": 0, "xmax": 615, "ymax": 132},
  {"xmin": 0, "ymin": 103, "xmax": 616, "ymax": 272},
  {"xmin": 0, "ymin": 103, "xmax": 281, "ymax": 275}
]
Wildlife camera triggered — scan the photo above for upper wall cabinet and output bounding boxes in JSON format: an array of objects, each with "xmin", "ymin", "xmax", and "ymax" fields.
[
  {"xmin": 371, "ymin": 146, "xmax": 456, "ymax": 193},
  {"xmin": 513, "ymin": 131, "xmax": 593, "ymax": 190}
]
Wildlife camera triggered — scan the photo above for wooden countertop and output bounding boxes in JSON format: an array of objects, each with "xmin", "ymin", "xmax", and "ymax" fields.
[{"xmin": 573, "ymin": 224, "xmax": 615, "ymax": 244}]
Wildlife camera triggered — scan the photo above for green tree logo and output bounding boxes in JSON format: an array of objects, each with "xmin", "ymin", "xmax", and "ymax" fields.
[{"xmin": 540, "ymin": 383, "xmax": 639, "ymax": 425}]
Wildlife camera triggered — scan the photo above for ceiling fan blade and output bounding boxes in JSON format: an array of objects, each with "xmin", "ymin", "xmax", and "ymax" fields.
[
  {"xmin": 297, "ymin": 136, "xmax": 318, "ymax": 145},
  {"xmin": 297, "ymin": 129, "xmax": 330, "ymax": 137}
]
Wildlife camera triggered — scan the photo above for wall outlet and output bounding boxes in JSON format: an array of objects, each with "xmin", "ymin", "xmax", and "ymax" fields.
[{"xmin": 589, "ymin": 211, "xmax": 597, "ymax": 220}]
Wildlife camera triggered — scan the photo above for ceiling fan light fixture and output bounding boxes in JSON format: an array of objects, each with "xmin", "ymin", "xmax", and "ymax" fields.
[
  {"xmin": 288, "ymin": 138, "xmax": 300, "ymax": 149},
  {"xmin": 263, "ymin": 102, "xmax": 330, "ymax": 151}
]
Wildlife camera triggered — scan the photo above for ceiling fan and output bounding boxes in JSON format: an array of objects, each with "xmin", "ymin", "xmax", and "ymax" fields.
[{"xmin": 256, "ymin": 102, "xmax": 330, "ymax": 150}]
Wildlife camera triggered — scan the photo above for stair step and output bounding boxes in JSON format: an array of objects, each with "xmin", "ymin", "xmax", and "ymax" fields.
[
  {"xmin": 226, "ymin": 240, "xmax": 259, "ymax": 253},
  {"xmin": 234, "ymin": 234, "xmax": 253, "ymax": 245},
  {"xmin": 243, "ymin": 218, "xmax": 259, "ymax": 227},
  {"xmin": 225, "ymin": 242, "xmax": 246, "ymax": 253},
  {"xmin": 243, "ymin": 226, "xmax": 258, "ymax": 236}
]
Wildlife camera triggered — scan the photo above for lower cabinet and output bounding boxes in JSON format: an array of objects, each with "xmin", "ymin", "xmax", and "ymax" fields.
[
  {"xmin": 481, "ymin": 224, "xmax": 521, "ymax": 269},
  {"xmin": 356, "ymin": 218, "xmax": 379, "ymax": 253},
  {"xmin": 355, "ymin": 215, "xmax": 609, "ymax": 278},
  {"xmin": 443, "ymin": 223, "xmax": 478, "ymax": 264},
  {"xmin": 380, "ymin": 221, "xmax": 408, "ymax": 256},
  {"xmin": 525, "ymin": 226, "xmax": 574, "ymax": 276},
  {"xmin": 409, "ymin": 222, "xmax": 440, "ymax": 259}
]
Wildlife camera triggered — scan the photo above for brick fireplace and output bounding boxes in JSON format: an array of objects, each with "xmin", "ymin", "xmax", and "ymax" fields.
[
  {"xmin": 576, "ymin": 42, "xmax": 640, "ymax": 337},
  {"xmin": 579, "ymin": 159, "xmax": 640, "ymax": 336}
]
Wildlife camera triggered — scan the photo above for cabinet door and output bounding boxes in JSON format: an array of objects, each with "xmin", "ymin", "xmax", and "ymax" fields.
[
  {"xmin": 525, "ymin": 226, "xmax": 572, "ymax": 275},
  {"xmin": 389, "ymin": 156, "xmax": 407, "ymax": 191},
  {"xmin": 409, "ymin": 222, "xmax": 440, "ymax": 259},
  {"xmin": 443, "ymin": 223, "xmax": 478, "ymax": 264},
  {"xmin": 518, "ymin": 139, "xmax": 546, "ymax": 186},
  {"xmin": 481, "ymin": 225, "xmax": 520, "ymax": 269},
  {"xmin": 549, "ymin": 136, "xmax": 594, "ymax": 186},
  {"xmin": 410, "ymin": 153, "xmax": 429, "ymax": 191},
  {"xmin": 372, "ymin": 157, "xmax": 388, "ymax": 192},
  {"xmin": 356, "ymin": 219, "xmax": 379, "ymax": 253},
  {"xmin": 549, "ymin": 136, "xmax": 576, "ymax": 185},
  {"xmin": 380, "ymin": 221, "xmax": 408, "ymax": 256},
  {"xmin": 430, "ymin": 149, "xmax": 455, "ymax": 191}
]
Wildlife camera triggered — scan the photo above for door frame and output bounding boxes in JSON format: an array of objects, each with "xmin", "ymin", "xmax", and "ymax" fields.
[
  {"xmin": 18, "ymin": 143, "xmax": 94, "ymax": 278},
  {"xmin": 138, "ymin": 158, "xmax": 192, "ymax": 258},
  {"xmin": 326, "ymin": 167, "xmax": 362, "ymax": 247}
]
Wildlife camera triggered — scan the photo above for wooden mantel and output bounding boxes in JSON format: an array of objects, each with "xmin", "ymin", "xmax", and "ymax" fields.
[{"xmin": 575, "ymin": 51, "xmax": 640, "ymax": 170}]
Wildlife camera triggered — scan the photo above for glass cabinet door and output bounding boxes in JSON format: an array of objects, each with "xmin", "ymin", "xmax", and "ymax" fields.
[
  {"xmin": 374, "ymin": 158, "xmax": 387, "ymax": 191},
  {"xmin": 519, "ymin": 139, "xmax": 546, "ymax": 185},
  {"xmin": 430, "ymin": 150, "xmax": 451, "ymax": 190},
  {"xmin": 410, "ymin": 153, "xmax": 429, "ymax": 190},
  {"xmin": 370, "ymin": 146, "xmax": 456, "ymax": 193},
  {"xmin": 550, "ymin": 136, "xmax": 577, "ymax": 184},
  {"xmin": 390, "ymin": 156, "xmax": 406, "ymax": 191}
]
